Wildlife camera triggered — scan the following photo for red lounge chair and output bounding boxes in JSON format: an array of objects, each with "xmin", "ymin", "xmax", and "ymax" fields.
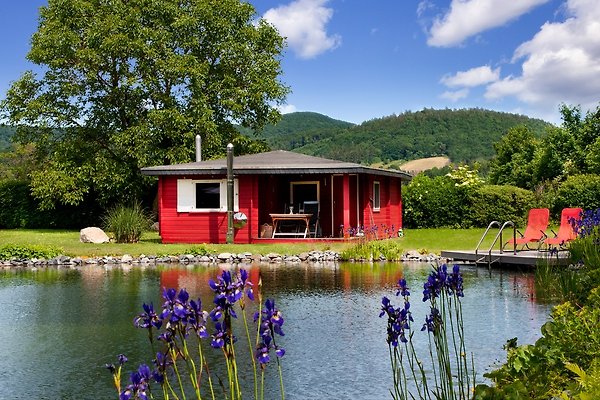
[
  {"xmin": 545, "ymin": 207, "xmax": 583, "ymax": 249},
  {"xmin": 505, "ymin": 208, "xmax": 550, "ymax": 250}
]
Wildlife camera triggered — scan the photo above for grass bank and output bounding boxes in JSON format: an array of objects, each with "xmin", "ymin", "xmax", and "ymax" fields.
[{"xmin": 0, "ymin": 228, "xmax": 491, "ymax": 258}]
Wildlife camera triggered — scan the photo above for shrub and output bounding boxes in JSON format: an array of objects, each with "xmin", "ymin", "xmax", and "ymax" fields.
[
  {"xmin": 0, "ymin": 244, "xmax": 63, "ymax": 260},
  {"xmin": 549, "ymin": 174, "xmax": 600, "ymax": 218},
  {"xmin": 0, "ymin": 180, "xmax": 34, "ymax": 228},
  {"xmin": 0, "ymin": 179, "xmax": 102, "ymax": 229},
  {"xmin": 470, "ymin": 185, "xmax": 536, "ymax": 227},
  {"xmin": 103, "ymin": 202, "xmax": 152, "ymax": 243},
  {"xmin": 402, "ymin": 174, "xmax": 471, "ymax": 228}
]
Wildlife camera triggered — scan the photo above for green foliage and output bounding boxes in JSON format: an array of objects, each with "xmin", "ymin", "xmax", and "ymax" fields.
[
  {"xmin": 1, "ymin": 0, "xmax": 288, "ymax": 210},
  {"xmin": 103, "ymin": 203, "xmax": 152, "ymax": 243},
  {"xmin": 340, "ymin": 239, "xmax": 403, "ymax": 261},
  {"xmin": 240, "ymin": 111, "xmax": 354, "ymax": 150},
  {"xmin": 402, "ymin": 174, "xmax": 471, "ymax": 228},
  {"xmin": 0, "ymin": 143, "xmax": 39, "ymax": 181},
  {"xmin": 489, "ymin": 125, "xmax": 539, "ymax": 189},
  {"xmin": 0, "ymin": 179, "xmax": 101, "ymax": 229},
  {"xmin": 547, "ymin": 174, "xmax": 600, "ymax": 217},
  {"xmin": 0, "ymin": 244, "xmax": 63, "ymax": 260},
  {"xmin": 534, "ymin": 262, "xmax": 589, "ymax": 303},
  {"xmin": 560, "ymin": 360, "xmax": 600, "ymax": 400},
  {"xmin": 469, "ymin": 185, "xmax": 536, "ymax": 228},
  {"xmin": 181, "ymin": 244, "xmax": 217, "ymax": 256},
  {"xmin": 0, "ymin": 125, "xmax": 16, "ymax": 152},
  {"xmin": 477, "ymin": 288, "xmax": 600, "ymax": 399},
  {"xmin": 488, "ymin": 104, "xmax": 600, "ymax": 193},
  {"xmin": 257, "ymin": 108, "xmax": 549, "ymax": 165}
]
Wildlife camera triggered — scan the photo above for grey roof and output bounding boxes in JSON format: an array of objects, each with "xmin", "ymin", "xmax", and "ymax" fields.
[{"xmin": 141, "ymin": 150, "xmax": 412, "ymax": 180}]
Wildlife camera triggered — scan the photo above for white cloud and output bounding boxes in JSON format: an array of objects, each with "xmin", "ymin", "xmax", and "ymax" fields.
[
  {"xmin": 440, "ymin": 88, "xmax": 470, "ymax": 102},
  {"xmin": 485, "ymin": 0, "xmax": 600, "ymax": 113},
  {"xmin": 263, "ymin": 0, "xmax": 341, "ymax": 59},
  {"xmin": 441, "ymin": 65, "xmax": 500, "ymax": 88},
  {"xmin": 427, "ymin": 0, "xmax": 550, "ymax": 47},
  {"xmin": 278, "ymin": 104, "xmax": 298, "ymax": 114}
]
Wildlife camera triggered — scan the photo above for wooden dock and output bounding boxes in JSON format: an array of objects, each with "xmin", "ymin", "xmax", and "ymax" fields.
[{"xmin": 441, "ymin": 249, "xmax": 571, "ymax": 267}]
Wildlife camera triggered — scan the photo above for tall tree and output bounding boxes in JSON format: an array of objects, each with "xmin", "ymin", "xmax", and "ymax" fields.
[
  {"xmin": 1, "ymin": 0, "xmax": 288, "ymax": 209},
  {"xmin": 488, "ymin": 125, "xmax": 538, "ymax": 189}
]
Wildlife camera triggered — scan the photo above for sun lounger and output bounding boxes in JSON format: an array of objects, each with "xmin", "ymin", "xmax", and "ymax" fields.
[
  {"xmin": 505, "ymin": 208, "xmax": 549, "ymax": 251},
  {"xmin": 545, "ymin": 207, "xmax": 583, "ymax": 249}
]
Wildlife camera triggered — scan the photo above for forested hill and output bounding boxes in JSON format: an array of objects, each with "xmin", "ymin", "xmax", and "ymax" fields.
[
  {"xmin": 0, "ymin": 125, "xmax": 16, "ymax": 152},
  {"xmin": 249, "ymin": 109, "xmax": 551, "ymax": 164},
  {"xmin": 239, "ymin": 111, "xmax": 354, "ymax": 150}
]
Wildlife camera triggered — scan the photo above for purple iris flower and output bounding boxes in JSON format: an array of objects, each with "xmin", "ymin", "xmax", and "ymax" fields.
[
  {"xmin": 188, "ymin": 298, "xmax": 209, "ymax": 339},
  {"xmin": 380, "ymin": 296, "xmax": 411, "ymax": 346},
  {"xmin": 421, "ymin": 306, "xmax": 442, "ymax": 333},
  {"xmin": 396, "ymin": 278, "xmax": 410, "ymax": 298},
  {"xmin": 446, "ymin": 264, "xmax": 464, "ymax": 297},
  {"xmin": 120, "ymin": 365, "xmax": 151, "ymax": 400},
  {"xmin": 134, "ymin": 303, "xmax": 162, "ymax": 330},
  {"xmin": 254, "ymin": 298, "xmax": 286, "ymax": 365},
  {"xmin": 423, "ymin": 265, "xmax": 447, "ymax": 301},
  {"xmin": 208, "ymin": 269, "xmax": 254, "ymax": 323},
  {"xmin": 210, "ymin": 322, "xmax": 227, "ymax": 349}
]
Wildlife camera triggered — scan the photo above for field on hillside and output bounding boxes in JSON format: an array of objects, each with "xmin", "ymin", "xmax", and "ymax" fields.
[{"xmin": 400, "ymin": 156, "xmax": 451, "ymax": 173}]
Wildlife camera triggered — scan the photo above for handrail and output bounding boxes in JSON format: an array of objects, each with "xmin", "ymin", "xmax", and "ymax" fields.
[
  {"xmin": 489, "ymin": 221, "xmax": 517, "ymax": 256},
  {"xmin": 474, "ymin": 221, "xmax": 516, "ymax": 269},
  {"xmin": 475, "ymin": 221, "xmax": 501, "ymax": 256}
]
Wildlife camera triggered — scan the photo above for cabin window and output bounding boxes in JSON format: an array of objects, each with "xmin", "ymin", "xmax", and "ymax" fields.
[
  {"xmin": 177, "ymin": 179, "xmax": 239, "ymax": 212},
  {"xmin": 373, "ymin": 181, "xmax": 381, "ymax": 212}
]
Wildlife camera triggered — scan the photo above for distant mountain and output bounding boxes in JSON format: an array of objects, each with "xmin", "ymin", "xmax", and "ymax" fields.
[{"xmin": 248, "ymin": 108, "xmax": 552, "ymax": 165}]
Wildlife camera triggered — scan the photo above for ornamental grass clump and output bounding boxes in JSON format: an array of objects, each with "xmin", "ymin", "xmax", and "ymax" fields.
[
  {"xmin": 380, "ymin": 264, "xmax": 475, "ymax": 400},
  {"xmin": 107, "ymin": 268, "xmax": 285, "ymax": 400},
  {"xmin": 103, "ymin": 202, "xmax": 152, "ymax": 243}
]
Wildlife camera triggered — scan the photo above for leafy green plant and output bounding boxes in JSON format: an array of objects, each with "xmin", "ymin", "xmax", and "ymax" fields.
[
  {"xmin": 550, "ymin": 174, "xmax": 600, "ymax": 217},
  {"xmin": 0, "ymin": 244, "xmax": 63, "ymax": 260},
  {"xmin": 103, "ymin": 203, "xmax": 152, "ymax": 243},
  {"xmin": 340, "ymin": 238, "xmax": 403, "ymax": 261},
  {"xmin": 477, "ymin": 287, "xmax": 600, "ymax": 399},
  {"xmin": 182, "ymin": 244, "xmax": 217, "ymax": 256}
]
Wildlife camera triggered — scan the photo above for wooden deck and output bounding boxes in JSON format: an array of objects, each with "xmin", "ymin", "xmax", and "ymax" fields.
[{"xmin": 441, "ymin": 249, "xmax": 571, "ymax": 267}]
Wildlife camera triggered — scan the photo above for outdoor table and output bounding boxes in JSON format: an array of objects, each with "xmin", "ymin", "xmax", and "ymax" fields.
[{"xmin": 269, "ymin": 213, "xmax": 313, "ymax": 238}]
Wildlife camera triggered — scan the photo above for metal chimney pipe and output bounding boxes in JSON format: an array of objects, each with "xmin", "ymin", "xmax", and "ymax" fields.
[
  {"xmin": 226, "ymin": 143, "xmax": 234, "ymax": 244},
  {"xmin": 195, "ymin": 134, "xmax": 202, "ymax": 162}
]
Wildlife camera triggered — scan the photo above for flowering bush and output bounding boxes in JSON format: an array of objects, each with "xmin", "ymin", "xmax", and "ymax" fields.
[
  {"xmin": 380, "ymin": 264, "xmax": 475, "ymax": 399},
  {"xmin": 107, "ymin": 268, "xmax": 285, "ymax": 400}
]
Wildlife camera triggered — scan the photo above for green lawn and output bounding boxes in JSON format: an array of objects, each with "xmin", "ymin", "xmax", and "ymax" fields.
[{"xmin": 0, "ymin": 228, "xmax": 492, "ymax": 258}]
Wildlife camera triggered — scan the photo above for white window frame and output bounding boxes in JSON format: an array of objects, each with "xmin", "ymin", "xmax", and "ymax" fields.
[
  {"xmin": 177, "ymin": 179, "xmax": 239, "ymax": 212},
  {"xmin": 373, "ymin": 181, "xmax": 381, "ymax": 212}
]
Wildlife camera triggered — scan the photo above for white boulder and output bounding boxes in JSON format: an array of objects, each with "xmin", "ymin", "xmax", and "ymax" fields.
[{"xmin": 80, "ymin": 227, "xmax": 110, "ymax": 243}]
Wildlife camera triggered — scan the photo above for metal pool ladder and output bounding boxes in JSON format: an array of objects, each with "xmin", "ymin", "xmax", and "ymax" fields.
[{"xmin": 475, "ymin": 221, "xmax": 517, "ymax": 268}]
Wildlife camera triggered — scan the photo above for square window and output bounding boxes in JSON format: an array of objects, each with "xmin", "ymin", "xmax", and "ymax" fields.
[{"xmin": 195, "ymin": 183, "xmax": 221, "ymax": 209}]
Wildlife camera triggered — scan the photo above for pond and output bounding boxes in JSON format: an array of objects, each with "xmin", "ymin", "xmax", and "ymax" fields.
[{"xmin": 0, "ymin": 262, "xmax": 554, "ymax": 399}]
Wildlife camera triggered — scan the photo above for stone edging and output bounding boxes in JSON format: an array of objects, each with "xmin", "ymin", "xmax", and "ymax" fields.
[{"xmin": 1, "ymin": 249, "xmax": 446, "ymax": 268}]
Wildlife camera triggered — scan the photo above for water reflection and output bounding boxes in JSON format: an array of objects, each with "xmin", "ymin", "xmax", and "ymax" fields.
[{"xmin": 0, "ymin": 263, "xmax": 553, "ymax": 399}]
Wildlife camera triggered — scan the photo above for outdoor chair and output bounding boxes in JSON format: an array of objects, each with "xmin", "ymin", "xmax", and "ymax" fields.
[
  {"xmin": 303, "ymin": 201, "xmax": 320, "ymax": 238},
  {"xmin": 544, "ymin": 207, "xmax": 583, "ymax": 250},
  {"xmin": 505, "ymin": 208, "xmax": 550, "ymax": 251}
]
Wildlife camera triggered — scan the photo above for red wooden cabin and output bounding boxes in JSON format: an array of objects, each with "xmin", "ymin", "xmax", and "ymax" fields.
[{"xmin": 141, "ymin": 150, "xmax": 412, "ymax": 243}]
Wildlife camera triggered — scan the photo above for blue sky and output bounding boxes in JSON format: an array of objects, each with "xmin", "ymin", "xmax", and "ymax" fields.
[{"xmin": 2, "ymin": 0, "xmax": 599, "ymax": 125}]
